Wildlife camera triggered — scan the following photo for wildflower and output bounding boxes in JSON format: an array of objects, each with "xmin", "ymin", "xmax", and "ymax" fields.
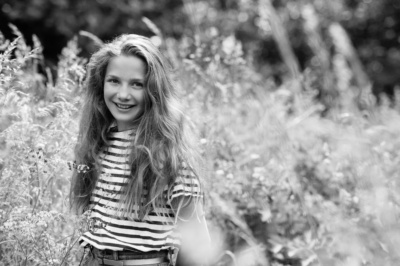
[
  {"xmin": 67, "ymin": 160, "xmax": 90, "ymax": 173},
  {"xmin": 216, "ymin": 170, "xmax": 224, "ymax": 175}
]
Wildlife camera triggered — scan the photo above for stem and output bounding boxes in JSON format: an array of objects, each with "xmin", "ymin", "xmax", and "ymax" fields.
[
  {"xmin": 15, "ymin": 237, "xmax": 28, "ymax": 266},
  {"xmin": 59, "ymin": 232, "xmax": 80, "ymax": 266},
  {"xmin": 44, "ymin": 231, "xmax": 55, "ymax": 266},
  {"xmin": 31, "ymin": 162, "xmax": 41, "ymax": 213},
  {"xmin": 29, "ymin": 230, "xmax": 50, "ymax": 264}
]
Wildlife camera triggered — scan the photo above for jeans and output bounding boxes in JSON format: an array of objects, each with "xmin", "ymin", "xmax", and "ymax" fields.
[{"xmin": 80, "ymin": 247, "xmax": 172, "ymax": 266}]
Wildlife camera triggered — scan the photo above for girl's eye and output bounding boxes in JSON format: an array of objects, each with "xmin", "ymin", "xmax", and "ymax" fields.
[
  {"xmin": 107, "ymin": 78, "xmax": 119, "ymax": 84},
  {"xmin": 131, "ymin": 82, "xmax": 144, "ymax": 88}
]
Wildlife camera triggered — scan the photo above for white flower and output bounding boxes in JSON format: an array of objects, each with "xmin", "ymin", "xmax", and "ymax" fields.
[{"xmin": 216, "ymin": 170, "xmax": 224, "ymax": 176}]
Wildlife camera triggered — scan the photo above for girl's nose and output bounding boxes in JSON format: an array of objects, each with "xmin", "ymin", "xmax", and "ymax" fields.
[{"xmin": 117, "ymin": 84, "xmax": 131, "ymax": 100}]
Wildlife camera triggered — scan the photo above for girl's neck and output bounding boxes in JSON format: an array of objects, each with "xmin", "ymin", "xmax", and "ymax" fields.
[
  {"xmin": 110, "ymin": 120, "xmax": 140, "ymax": 132},
  {"xmin": 116, "ymin": 125, "xmax": 138, "ymax": 132}
]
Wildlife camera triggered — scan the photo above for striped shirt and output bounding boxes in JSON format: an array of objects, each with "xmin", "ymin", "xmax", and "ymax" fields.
[{"xmin": 79, "ymin": 128, "xmax": 202, "ymax": 251}]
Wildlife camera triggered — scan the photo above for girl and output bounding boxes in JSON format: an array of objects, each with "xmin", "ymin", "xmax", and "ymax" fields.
[{"xmin": 70, "ymin": 34, "xmax": 210, "ymax": 266}]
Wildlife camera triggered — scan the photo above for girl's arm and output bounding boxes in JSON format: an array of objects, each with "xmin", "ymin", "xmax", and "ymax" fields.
[{"xmin": 173, "ymin": 196, "xmax": 211, "ymax": 266}]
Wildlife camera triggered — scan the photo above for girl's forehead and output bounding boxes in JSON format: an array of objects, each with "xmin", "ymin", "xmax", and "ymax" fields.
[{"xmin": 106, "ymin": 55, "xmax": 146, "ymax": 78}]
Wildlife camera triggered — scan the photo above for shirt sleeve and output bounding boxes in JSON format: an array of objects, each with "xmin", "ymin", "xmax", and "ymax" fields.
[{"xmin": 168, "ymin": 163, "xmax": 202, "ymax": 203}]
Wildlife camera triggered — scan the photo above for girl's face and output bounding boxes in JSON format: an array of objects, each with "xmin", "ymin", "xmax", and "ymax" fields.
[{"xmin": 103, "ymin": 55, "xmax": 146, "ymax": 131}]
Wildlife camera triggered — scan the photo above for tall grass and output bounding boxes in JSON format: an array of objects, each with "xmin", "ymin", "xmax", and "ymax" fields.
[{"xmin": 1, "ymin": 22, "xmax": 400, "ymax": 266}]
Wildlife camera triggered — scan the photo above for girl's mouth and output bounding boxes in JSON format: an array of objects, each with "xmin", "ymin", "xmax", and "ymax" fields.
[{"xmin": 115, "ymin": 103, "xmax": 135, "ymax": 110}]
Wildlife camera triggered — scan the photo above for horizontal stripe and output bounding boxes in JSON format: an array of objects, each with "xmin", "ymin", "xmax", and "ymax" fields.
[
  {"xmin": 94, "ymin": 225, "xmax": 171, "ymax": 241},
  {"xmin": 92, "ymin": 192, "xmax": 121, "ymax": 203},
  {"xmin": 101, "ymin": 156, "xmax": 128, "ymax": 165},
  {"xmin": 103, "ymin": 150, "xmax": 129, "ymax": 158},
  {"xmin": 109, "ymin": 144, "xmax": 131, "ymax": 150},
  {"xmin": 171, "ymin": 189, "xmax": 202, "ymax": 197},
  {"xmin": 107, "ymin": 137, "xmax": 134, "ymax": 143},
  {"xmin": 101, "ymin": 163, "xmax": 130, "ymax": 172},
  {"xmin": 88, "ymin": 215, "xmax": 174, "ymax": 233},
  {"xmin": 97, "ymin": 178, "xmax": 128, "ymax": 186},
  {"xmin": 94, "ymin": 186, "xmax": 124, "ymax": 195},
  {"xmin": 90, "ymin": 204, "xmax": 175, "ymax": 221},
  {"xmin": 91, "ymin": 193, "xmax": 172, "ymax": 211},
  {"xmin": 105, "ymin": 224, "xmax": 173, "ymax": 238},
  {"xmin": 90, "ymin": 208, "xmax": 175, "ymax": 225},
  {"xmin": 172, "ymin": 182, "xmax": 200, "ymax": 189},
  {"xmin": 81, "ymin": 129, "xmax": 201, "ymax": 252},
  {"xmin": 82, "ymin": 232, "xmax": 167, "ymax": 249},
  {"xmin": 91, "ymin": 199, "xmax": 173, "ymax": 213},
  {"xmin": 100, "ymin": 172, "xmax": 132, "ymax": 178},
  {"xmin": 80, "ymin": 232, "xmax": 181, "ymax": 251},
  {"xmin": 106, "ymin": 147, "xmax": 131, "ymax": 155},
  {"xmin": 92, "ymin": 230, "xmax": 172, "ymax": 246},
  {"xmin": 80, "ymin": 234, "xmax": 164, "ymax": 251}
]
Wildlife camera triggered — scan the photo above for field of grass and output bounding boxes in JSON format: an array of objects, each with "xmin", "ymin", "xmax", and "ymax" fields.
[{"xmin": 1, "ymin": 25, "xmax": 400, "ymax": 266}]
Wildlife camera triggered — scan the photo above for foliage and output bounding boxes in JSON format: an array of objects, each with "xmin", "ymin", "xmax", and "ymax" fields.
[
  {"xmin": 1, "ymin": 0, "xmax": 399, "ymax": 95},
  {"xmin": 0, "ymin": 27, "xmax": 85, "ymax": 265},
  {"xmin": 1, "ymin": 23, "xmax": 400, "ymax": 266}
]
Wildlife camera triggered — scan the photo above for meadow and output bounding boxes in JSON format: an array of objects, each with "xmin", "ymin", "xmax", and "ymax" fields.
[{"xmin": 1, "ymin": 23, "xmax": 400, "ymax": 266}]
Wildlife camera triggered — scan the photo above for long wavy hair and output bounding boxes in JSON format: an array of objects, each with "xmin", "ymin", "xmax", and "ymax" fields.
[{"xmin": 69, "ymin": 34, "xmax": 201, "ymax": 220}]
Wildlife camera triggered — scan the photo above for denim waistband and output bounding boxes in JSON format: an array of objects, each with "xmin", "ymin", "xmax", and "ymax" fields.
[{"xmin": 92, "ymin": 247, "xmax": 169, "ymax": 261}]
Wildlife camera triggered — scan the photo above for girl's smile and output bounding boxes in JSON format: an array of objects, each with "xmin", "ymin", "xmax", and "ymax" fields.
[
  {"xmin": 103, "ymin": 55, "xmax": 146, "ymax": 131},
  {"xmin": 115, "ymin": 103, "xmax": 135, "ymax": 109}
]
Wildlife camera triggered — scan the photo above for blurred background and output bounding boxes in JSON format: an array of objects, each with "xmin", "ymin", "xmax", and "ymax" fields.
[
  {"xmin": 1, "ymin": 1, "xmax": 400, "ymax": 266},
  {"xmin": 1, "ymin": 0, "xmax": 399, "ymax": 99}
]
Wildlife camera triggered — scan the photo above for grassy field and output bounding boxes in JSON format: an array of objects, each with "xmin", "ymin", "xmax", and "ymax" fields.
[{"xmin": 1, "ymin": 25, "xmax": 400, "ymax": 266}]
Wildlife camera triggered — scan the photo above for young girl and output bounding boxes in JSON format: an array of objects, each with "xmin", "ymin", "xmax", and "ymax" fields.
[{"xmin": 70, "ymin": 34, "xmax": 210, "ymax": 266}]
